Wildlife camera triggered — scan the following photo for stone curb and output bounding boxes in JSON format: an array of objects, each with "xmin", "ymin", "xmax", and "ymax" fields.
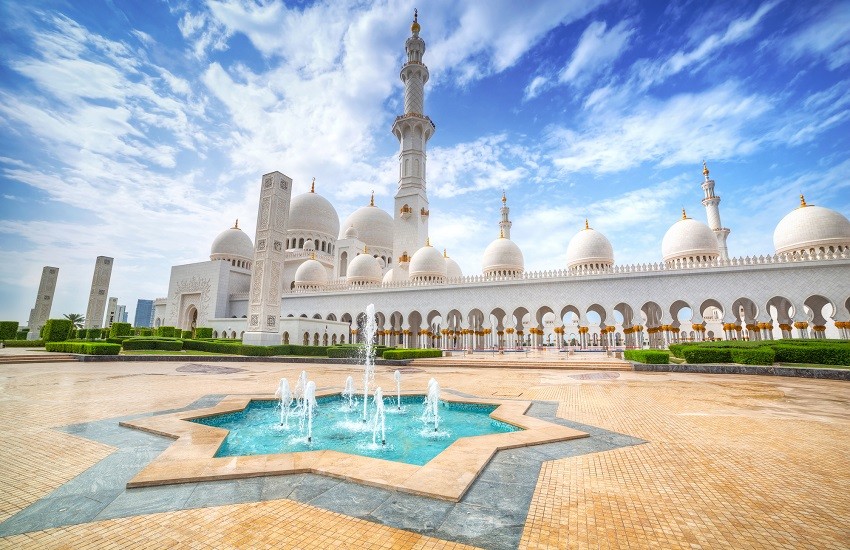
[
  {"xmin": 631, "ymin": 362, "xmax": 849, "ymax": 380},
  {"xmin": 73, "ymin": 355, "xmax": 411, "ymax": 366}
]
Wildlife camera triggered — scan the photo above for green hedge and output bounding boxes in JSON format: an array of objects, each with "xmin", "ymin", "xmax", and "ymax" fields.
[
  {"xmin": 180, "ymin": 330, "xmax": 192, "ymax": 339},
  {"xmin": 110, "ymin": 322, "xmax": 132, "ymax": 338},
  {"xmin": 156, "ymin": 326, "xmax": 177, "ymax": 337},
  {"xmin": 181, "ymin": 339, "xmax": 244, "ymax": 354},
  {"xmin": 729, "ymin": 347, "xmax": 775, "ymax": 365},
  {"xmin": 85, "ymin": 328, "xmax": 100, "ymax": 340},
  {"xmin": 138, "ymin": 328, "xmax": 153, "ymax": 336},
  {"xmin": 76, "ymin": 328, "xmax": 87, "ymax": 339},
  {"xmin": 1, "ymin": 339, "xmax": 45, "ymax": 347},
  {"xmin": 681, "ymin": 347, "xmax": 733, "ymax": 363},
  {"xmin": 122, "ymin": 338, "xmax": 184, "ymax": 351},
  {"xmin": 624, "ymin": 349, "xmax": 670, "ymax": 364},
  {"xmin": 195, "ymin": 327, "xmax": 213, "ymax": 339},
  {"xmin": 45, "ymin": 341, "xmax": 121, "ymax": 355},
  {"xmin": 0, "ymin": 321, "xmax": 19, "ymax": 340},
  {"xmin": 42, "ymin": 319, "xmax": 74, "ymax": 342},
  {"xmin": 771, "ymin": 343, "xmax": 850, "ymax": 366},
  {"xmin": 328, "ymin": 345, "xmax": 393, "ymax": 358},
  {"xmin": 179, "ymin": 340, "xmax": 329, "ymax": 357},
  {"xmin": 382, "ymin": 349, "xmax": 443, "ymax": 360},
  {"xmin": 15, "ymin": 329, "xmax": 30, "ymax": 340}
]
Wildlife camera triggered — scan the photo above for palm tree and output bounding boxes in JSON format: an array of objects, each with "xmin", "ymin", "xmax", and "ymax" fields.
[{"xmin": 63, "ymin": 313, "xmax": 85, "ymax": 329}]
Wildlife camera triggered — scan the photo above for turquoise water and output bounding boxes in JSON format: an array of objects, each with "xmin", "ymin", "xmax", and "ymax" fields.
[{"xmin": 191, "ymin": 395, "xmax": 521, "ymax": 466}]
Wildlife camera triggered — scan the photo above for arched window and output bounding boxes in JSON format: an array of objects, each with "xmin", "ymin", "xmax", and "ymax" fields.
[
  {"xmin": 303, "ymin": 332, "xmax": 309, "ymax": 345},
  {"xmin": 283, "ymin": 332, "xmax": 290, "ymax": 344}
]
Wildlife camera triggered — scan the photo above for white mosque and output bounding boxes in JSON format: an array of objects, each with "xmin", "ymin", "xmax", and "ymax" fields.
[{"xmin": 153, "ymin": 12, "xmax": 850, "ymax": 349}]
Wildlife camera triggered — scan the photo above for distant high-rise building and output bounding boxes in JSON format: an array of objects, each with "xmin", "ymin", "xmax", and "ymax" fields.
[
  {"xmin": 115, "ymin": 304, "xmax": 127, "ymax": 325},
  {"xmin": 84, "ymin": 256, "xmax": 113, "ymax": 328},
  {"xmin": 134, "ymin": 299, "xmax": 154, "ymax": 328},
  {"xmin": 27, "ymin": 266, "xmax": 59, "ymax": 339},
  {"xmin": 105, "ymin": 297, "xmax": 118, "ymax": 327}
]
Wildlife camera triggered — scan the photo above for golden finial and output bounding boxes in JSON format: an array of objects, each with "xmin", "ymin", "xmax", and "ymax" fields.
[
  {"xmin": 363, "ymin": 245, "xmax": 368, "ymax": 254},
  {"xmin": 310, "ymin": 252, "xmax": 316, "ymax": 260},
  {"xmin": 682, "ymin": 208, "xmax": 688, "ymax": 220},
  {"xmin": 233, "ymin": 219, "xmax": 239, "ymax": 229},
  {"xmin": 443, "ymin": 248, "xmax": 448, "ymax": 258},
  {"xmin": 702, "ymin": 160, "xmax": 709, "ymax": 177},
  {"xmin": 499, "ymin": 228, "xmax": 505, "ymax": 239},
  {"xmin": 411, "ymin": 8, "xmax": 420, "ymax": 33},
  {"xmin": 584, "ymin": 219, "xmax": 589, "ymax": 230},
  {"xmin": 310, "ymin": 177, "xmax": 315, "ymax": 193},
  {"xmin": 799, "ymin": 194, "xmax": 807, "ymax": 207},
  {"xmin": 369, "ymin": 191, "xmax": 375, "ymax": 207},
  {"xmin": 425, "ymin": 237, "xmax": 431, "ymax": 247},
  {"xmin": 501, "ymin": 190, "xmax": 507, "ymax": 204}
]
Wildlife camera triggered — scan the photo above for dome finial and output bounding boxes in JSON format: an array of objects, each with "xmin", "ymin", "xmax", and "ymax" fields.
[
  {"xmin": 499, "ymin": 228, "xmax": 505, "ymax": 239},
  {"xmin": 370, "ymin": 190, "xmax": 375, "ymax": 207},
  {"xmin": 443, "ymin": 248, "xmax": 448, "ymax": 258},
  {"xmin": 310, "ymin": 177, "xmax": 315, "ymax": 193},
  {"xmin": 310, "ymin": 251, "xmax": 315, "ymax": 260},
  {"xmin": 425, "ymin": 237, "xmax": 431, "ymax": 247},
  {"xmin": 702, "ymin": 160, "xmax": 709, "ymax": 178},
  {"xmin": 501, "ymin": 190, "xmax": 507, "ymax": 204},
  {"xmin": 799, "ymin": 193, "xmax": 807, "ymax": 208},
  {"xmin": 411, "ymin": 8, "xmax": 420, "ymax": 34},
  {"xmin": 233, "ymin": 219, "xmax": 239, "ymax": 229},
  {"xmin": 363, "ymin": 245, "xmax": 368, "ymax": 254},
  {"xmin": 584, "ymin": 219, "xmax": 590, "ymax": 230},
  {"xmin": 682, "ymin": 207, "xmax": 688, "ymax": 220}
]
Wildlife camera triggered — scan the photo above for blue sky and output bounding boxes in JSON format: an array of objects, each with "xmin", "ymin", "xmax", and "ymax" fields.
[{"xmin": 0, "ymin": 0, "xmax": 848, "ymax": 323}]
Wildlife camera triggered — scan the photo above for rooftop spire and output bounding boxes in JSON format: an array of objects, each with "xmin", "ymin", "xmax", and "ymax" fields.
[
  {"xmin": 370, "ymin": 190, "xmax": 375, "ymax": 206},
  {"xmin": 499, "ymin": 228, "xmax": 504, "ymax": 239},
  {"xmin": 682, "ymin": 208, "xmax": 688, "ymax": 220},
  {"xmin": 411, "ymin": 8, "xmax": 420, "ymax": 34},
  {"xmin": 799, "ymin": 194, "xmax": 807, "ymax": 208},
  {"xmin": 443, "ymin": 248, "xmax": 448, "ymax": 258},
  {"xmin": 702, "ymin": 160, "xmax": 710, "ymax": 179},
  {"xmin": 501, "ymin": 190, "xmax": 506, "ymax": 204},
  {"xmin": 425, "ymin": 237, "xmax": 431, "ymax": 247},
  {"xmin": 233, "ymin": 219, "xmax": 239, "ymax": 229},
  {"xmin": 584, "ymin": 219, "xmax": 589, "ymax": 230},
  {"xmin": 310, "ymin": 177, "xmax": 315, "ymax": 193}
]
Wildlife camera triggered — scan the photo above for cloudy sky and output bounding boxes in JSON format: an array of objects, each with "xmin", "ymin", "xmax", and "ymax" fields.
[{"xmin": 1, "ymin": 0, "xmax": 848, "ymax": 324}]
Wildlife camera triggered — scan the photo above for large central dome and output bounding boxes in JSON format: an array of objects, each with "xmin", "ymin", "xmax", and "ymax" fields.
[
  {"xmin": 566, "ymin": 221, "xmax": 614, "ymax": 271},
  {"xmin": 482, "ymin": 233, "xmax": 524, "ymax": 277},
  {"xmin": 210, "ymin": 222, "xmax": 254, "ymax": 263},
  {"xmin": 340, "ymin": 197, "xmax": 394, "ymax": 251},
  {"xmin": 288, "ymin": 188, "xmax": 340, "ymax": 238}
]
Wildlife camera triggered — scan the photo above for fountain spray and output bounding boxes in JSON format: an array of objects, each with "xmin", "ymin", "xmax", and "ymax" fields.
[
  {"xmin": 362, "ymin": 303, "xmax": 377, "ymax": 422},
  {"xmin": 275, "ymin": 378, "xmax": 292, "ymax": 427},
  {"xmin": 394, "ymin": 370, "xmax": 402, "ymax": 410}
]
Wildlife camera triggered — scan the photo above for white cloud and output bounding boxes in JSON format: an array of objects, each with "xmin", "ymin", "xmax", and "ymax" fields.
[
  {"xmin": 786, "ymin": 2, "xmax": 850, "ymax": 69},
  {"xmin": 559, "ymin": 20, "xmax": 634, "ymax": 86}
]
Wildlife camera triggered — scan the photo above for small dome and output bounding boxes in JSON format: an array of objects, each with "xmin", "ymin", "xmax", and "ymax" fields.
[
  {"xmin": 210, "ymin": 222, "xmax": 254, "ymax": 261},
  {"xmin": 303, "ymin": 240, "xmax": 315, "ymax": 251},
  {"xmin": 343, "ymin": 225, "xmax": 359, "ymax": 239},
  {"xmin": 444, "ymin": 250, "xmax": 463, "ymax": 280},
  {"xmin": 288, "ymin": 188, "xmax": 340, "ymax": 238},
  {"xmin": 409, "ymin": 241, "xmax": 447, "ymax": 282},
  {"xmin": 566, "ymin": 222, "xmax": 614, "ymax": 271},
  {"xmin": 382, "ymin": 266, "xmax": 409, "ymax": 283},
  {"xmin": 346, "ymin": 252, "xmax": 382, "ymax": 285},
  {"xmin": 294, "ymin": 258, "xmax": 329, "ymax": 288},
  {"xmin": 661, "ymin": 211, "xmax": 720, "ymax": 265},
  {"xmin": 340, "ymin": 199, "xmax": 393, "ymax": 251},
  {"xmin": 482, "ymin": 234, "xmax": 524, "ymax": 276},
  {"xmin": 773, "ymin": 197, "xmax": 850, "ymax": 255}
]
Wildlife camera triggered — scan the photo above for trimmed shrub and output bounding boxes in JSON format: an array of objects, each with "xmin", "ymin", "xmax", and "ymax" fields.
[
  {"xmin": 729, "ymin": 347, "xmax": 775, "ymax": 365},
  {"xmin": 181, "ymin": 330, "xmax": 193, "ymax": 339},
  {"xmin": 771, "ymin": 343, "xmax": 850, "ymax": 366},
  {"xmin": 328, "ymin": 345, "xmax": 393, "ymax": 358},
  {"xmin": 76, "ymin": 328, "xmax": 87, "ymax": 339},
  {"xmin": 681, "ymin": 347, "xmax": 733, "ymax": 363},
  {"xmin": 138, "ymin": 328, "xmax": 153, "ymax": 337},
  {"xmin": 624, "ymin": 349, "xmax": 670, "ymax": 364},
  {"xmin": 15, "ymin": 329, "xmax": 29, "ymax": 340},
  {"xmin": 122, "ymin": 338, "xmax": 184, "ymax": 351},
  {"xmin": 182, "ymin": 340, "xmax": 245, "ymax": 354},
  {"xmin": 195, "ymin": 327, "xmax": 213, "ymax": 339},
  {"xmin": 110, "ymin": 322, "xmax": 132, "ymax": 338},
  {"xmin": 288, "ymin": 345, "xmax": 329, "ymax": 357},
  {"xmin": 156, "ymin": 326, "xmax": 177, "ymax": 338},
  {"xmin": 0, "ymin": 321, "xmax": 19, "ymax": 340},
  {"xmin": 1, "ymin": 339, "xmax": 45, "ymax": 347},
  {"xmin": 46, "ymin": 341, "xmax": 121, "ymax": 355},
  {"xmin": 84, "ymin": 328, "xmax": 100, "ymax": 340},
  {"xmin": 382, "ymin": 349, "xmax": 443, "ymax": 360},
  {"xmin": 42, "ymin": 319, "xmax": 74, "ymax": 343}
]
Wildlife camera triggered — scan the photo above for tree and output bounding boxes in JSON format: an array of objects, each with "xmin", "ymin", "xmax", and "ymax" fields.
[{"xmin": 63, "ymin": 313, "xmax": 85, "ymax": 329}]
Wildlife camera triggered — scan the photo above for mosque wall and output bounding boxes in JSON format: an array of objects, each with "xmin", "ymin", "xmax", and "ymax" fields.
[{"xmin": 164, "ymin": 260, "xmax": 231, "ymax": 330}]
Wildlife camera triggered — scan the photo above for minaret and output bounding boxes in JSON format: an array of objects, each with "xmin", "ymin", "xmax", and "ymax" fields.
[
  {"xmin": 499, "ymin": 191, "xmax": 512, "ymax": 239},
  {"xmin": 700, "ymin": 161, "xmax": 730, "ymax": 261},
  {"xmin": 392, "ymin": 9, "xmax": 435, "ymax": 267}
]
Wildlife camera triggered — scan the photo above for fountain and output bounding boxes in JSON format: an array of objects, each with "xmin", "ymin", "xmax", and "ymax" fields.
[
  {"xmin": 422, "ymin": 378, "xmax": 440, "ymax": 432},
  {"xmin": 394, "ymin": 369, "xmax": 402, "ymax": 410},
  {"xmin": 275, "ymin": 378, "xmax": 292, "ymax": 427},
  {"xmin": 361, "ymin": 303, "xmax": 377, "ymax": 422},
  {"xmin": 302, "ymin": 380, "xmax": 317, "ymax": 443},
  {"xmin": 371, "ymin": 387, "xmax": 386, "ymax": 446},
  {"xmin": 295, "ymin": 370, "xmax": 308, "ymax": 408},
  {"xmin": 342, "ymin": 375, "xmax": 355, "ymax": 409}
]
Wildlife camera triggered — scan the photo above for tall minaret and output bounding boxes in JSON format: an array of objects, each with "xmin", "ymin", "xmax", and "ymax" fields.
[
  {"xmin": 701, "ymin": 161, "xmax": 730, "ymax": 261},
  {"xmin": 500, "ymin": 191, "xmax": 512, "ymax": 239},
  {"xmin": 392, "ymin": 9, "xmax": 435, "ymax": 267}
]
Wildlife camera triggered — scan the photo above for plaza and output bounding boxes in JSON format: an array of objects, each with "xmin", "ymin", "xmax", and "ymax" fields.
[{"xmin": 0, "ymin": 350, "xmax": 847, "ymax": 548}]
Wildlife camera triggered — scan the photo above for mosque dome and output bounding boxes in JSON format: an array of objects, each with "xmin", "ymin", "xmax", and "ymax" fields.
[
  {"xmin": 383, "ymin": 265, "xmax": 409, "ymax": 284},
  {"xmin": 482, "ymin": 233, "xmax": 524, "ymax": 277},
  {"xmin": 409, "ymin": 240, "xmax": 447, "ymax": 282},
  {"xmin": 343, "ymin": 225, "xmax": 359, "ymax": 239},
  {"xmin": 288, "ymin": 185, "xmax": 340, "ymax": 238},
  {"xmin": 443, "ymin": 250, "xmax": 463, "ymax": 280},
  {"xmin": 210, "ymin": 222, "xmax": 254, "ymax": 263},
  {"xmin": 340, "ymin": 195, "xmax": 393, "ymax": 251},
  {"xmin": 346, "ymin": 251, "xmax": 382, "ymax": 285},
  {"xmin": 566, "ymin": 221, "xmax": 614, "ymax": 271},
  {"xmin": 773, "ymin": 196, "xmax": 850, "ymax": 256},
  {"xmin": 661, "ymin": 210, "xmax": 720, "ymax": 265},
  {"xmin": 294, "ymin": 257, "xmax": 329, "ymax": 289}
]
